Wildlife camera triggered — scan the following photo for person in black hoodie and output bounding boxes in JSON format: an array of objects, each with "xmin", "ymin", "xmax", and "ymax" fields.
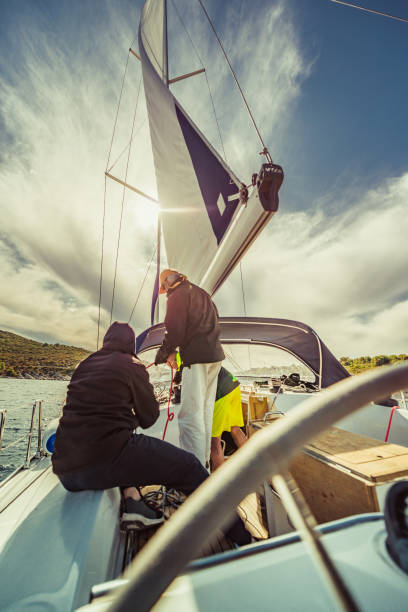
[
  {"xmin": 52, "ymin": 321, "xmax": 209, "ymax": 524},
  {"xmin": 155, "ymin": 269, "xmax": 224, "ymax": 468},
  {"xmin": 52, "ymin": 322, "xmax": 251, "ymax": 544}
]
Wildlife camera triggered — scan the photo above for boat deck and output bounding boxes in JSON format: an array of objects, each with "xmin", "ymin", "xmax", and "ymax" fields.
[{"xmin": 124, "ymin": 486, "xmax": 268, "ymax": 565}]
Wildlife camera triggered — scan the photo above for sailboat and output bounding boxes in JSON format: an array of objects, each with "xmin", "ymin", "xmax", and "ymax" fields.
[{"xmin": 1, "ymin": 1, "xmax": 408, "ymax": 611}]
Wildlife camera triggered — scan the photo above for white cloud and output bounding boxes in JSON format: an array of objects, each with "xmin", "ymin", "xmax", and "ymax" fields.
[
  {"xmin": 1, "ymin": 0, "xmax": 307, "ymax": 348},
  {"xmin": 0, "ymin": 1, "xmax": 159, "ymax": 347},
  {"xmin": 1, "ymin": 0, "xmax": 406, "ymax": 361},
  {"xmin": 168, "ymin": 0, "xmax": 310, "ymax": 177},
  {"xmin": 215, "ymin": 173, "xmax": 408, "ymax": 357}
]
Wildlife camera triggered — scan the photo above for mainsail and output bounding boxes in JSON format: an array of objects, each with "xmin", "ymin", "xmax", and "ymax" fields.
[{"xmin": 139, "ymin": 0, "xmax": 283, "ymax": 320}]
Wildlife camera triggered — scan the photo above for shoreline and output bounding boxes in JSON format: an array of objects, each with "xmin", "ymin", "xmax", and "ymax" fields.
[{"xmin": 0, "ymin": 374, "xmax": 70, "ymax": 381}]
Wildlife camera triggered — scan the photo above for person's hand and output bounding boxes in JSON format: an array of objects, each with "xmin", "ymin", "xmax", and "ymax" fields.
[{"xmin": 166, "ymin": 352, "xmax": 178, "ymax": 369}]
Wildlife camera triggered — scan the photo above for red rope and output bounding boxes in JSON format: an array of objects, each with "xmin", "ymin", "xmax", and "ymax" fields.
[
  {"xmin": 162, "ymin": 366, "xmax": 175, "ymax": 440},
  {"xmin": 146, "ymin": 363, "xmax": 175, "ymax": 440},
  {"xmin": 384, "ymin": 405, "xmax": 397, "ymax": 442}
]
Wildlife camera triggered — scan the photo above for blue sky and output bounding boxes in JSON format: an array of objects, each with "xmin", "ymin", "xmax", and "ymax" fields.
[
  {"xmin": 283, "ymin": 0, "xmax": 408, "ymax": 212},
  {"xmin": 1, "ymin": 0, "xmax": 407, "ymax": 358}
]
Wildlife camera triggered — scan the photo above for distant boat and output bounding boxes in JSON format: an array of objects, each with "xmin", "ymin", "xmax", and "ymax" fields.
[{"xmin": 1, "ymin": 2, "xmax": 408, "ymax": 611}]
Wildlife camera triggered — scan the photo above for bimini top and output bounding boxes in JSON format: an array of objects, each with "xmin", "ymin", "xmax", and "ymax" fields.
[{"xmin": 136, "ymin": 316, "xmax": 350, "ymax": 389}]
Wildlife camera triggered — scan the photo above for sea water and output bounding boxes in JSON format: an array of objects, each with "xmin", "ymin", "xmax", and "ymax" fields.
[{"xmin": 0, "ymin": 379, "xmax": 68, "ymax": 481}]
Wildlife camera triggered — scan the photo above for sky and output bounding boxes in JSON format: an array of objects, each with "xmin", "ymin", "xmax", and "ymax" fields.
[{"xmin": 1, "ymin": 0, "xmax": 408, "ymax": 359}]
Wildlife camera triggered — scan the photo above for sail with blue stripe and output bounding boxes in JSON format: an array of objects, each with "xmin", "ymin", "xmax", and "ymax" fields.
[{"xmin": 139, "ymin": 0, "xmax": 282, "ymax": 318}]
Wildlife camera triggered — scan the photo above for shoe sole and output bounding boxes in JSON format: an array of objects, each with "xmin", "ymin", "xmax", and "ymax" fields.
[{"xmin": 121, "ymin": 513, "xmax": 164, "ymax": 526}]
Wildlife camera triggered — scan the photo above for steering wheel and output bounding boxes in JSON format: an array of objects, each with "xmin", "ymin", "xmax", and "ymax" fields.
[{"xmin": 108, "ymin": 364, "xmax": 408, "ymax": 612}]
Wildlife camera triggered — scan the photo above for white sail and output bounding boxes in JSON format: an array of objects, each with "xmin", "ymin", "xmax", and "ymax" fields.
[{"xmin": 139, "ymin": 0, "xmax": 282, "ymax": 296}]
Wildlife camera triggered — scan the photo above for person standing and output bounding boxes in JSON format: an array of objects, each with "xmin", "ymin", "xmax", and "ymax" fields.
[{"xmin": 155, "ymin": 269, "xmax": 224, "ymax": 467}]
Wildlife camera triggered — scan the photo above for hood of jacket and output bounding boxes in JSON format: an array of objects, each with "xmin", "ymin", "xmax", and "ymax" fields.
[{"xmin": 102, "ymin": 321, "xmax": 135, "ymax": 354}]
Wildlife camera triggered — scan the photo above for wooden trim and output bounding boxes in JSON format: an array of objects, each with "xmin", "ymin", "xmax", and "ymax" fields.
[
  {"xmin": 168, "ymin": 68, "xmax": 205, "ymax": 84},
  {"xmin": 105, "ymin": 172, "xmax": 158, "ymax": 203}
]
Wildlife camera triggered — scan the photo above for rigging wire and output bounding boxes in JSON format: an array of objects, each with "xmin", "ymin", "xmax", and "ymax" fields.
[
  {"xmin": 128, "ymin": 247, "xmax": 157, "ymax": 324},
  {"xmin": 203, "ymin": 71, "xmax": 227, "ymax": 162},
  {"xmin": 105, "ymin": 46, "xmax": 134, "ymax": 173},
  {"xmin": 239, "ymin": 261, "xmax": 252, "ymax": 371},
  {"xmin": 223, "ymin": 345, "xmax": 243, "ymax": 373},
  {"xmin": 107, "ymin": 117, "xmax": 147, "ymax": 175},
  {"xmin": 239, "ymin": 261, "xmax": 247, "ymax": 317},
  {"xmin": 169, "ymin": 0, "xmax": 227, "ymax": 161},
  {"xmin": 330, "ymin": 0, "xmax": 408, "ymax": 24},
  {"xmin": 109, "ymin": 70, "xmax": 143, "ymax": 324},
  {"xmin": 97, "ymin": 44, "xmax": 134, "ymax": 348},
  {"xmin": 196, "ymin": 0, "xmax": 272, "ymax": 163}
]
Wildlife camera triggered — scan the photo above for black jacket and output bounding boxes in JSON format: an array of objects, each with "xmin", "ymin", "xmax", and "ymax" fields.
[
  {"xmin": 155, "ymin": 280, "xmax": 225, "ymax": 367},
  {"xmin": 52, "ymin": 322, "xmax": 159, "ymax": 475}
]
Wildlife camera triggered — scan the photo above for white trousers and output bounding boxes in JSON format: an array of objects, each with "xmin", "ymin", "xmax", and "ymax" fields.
[{"xmin": 178, "ymin": 361, "xmax": 222, "ymax": 467}]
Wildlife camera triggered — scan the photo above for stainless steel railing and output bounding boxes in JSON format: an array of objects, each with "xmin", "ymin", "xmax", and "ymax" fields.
[
  {"xmin": 0, "ymin": 410, "xmax": 6, "ymax": 453},
  {"xmin": 0, "ymin": 400, "xmax": 44, "ymax": 473}
]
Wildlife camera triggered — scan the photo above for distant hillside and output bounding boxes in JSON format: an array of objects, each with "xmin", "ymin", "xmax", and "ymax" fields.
[
  {"xmin": 0, "ymin": 330, "xmax": 91, "ymax": 379},
  {"xmin": 340, "ymin": 354, "xmax": 408, "ymax": 375},
  {"xmin": 1, "ymin": 328, "xmax": 406, "ymax": 381}
]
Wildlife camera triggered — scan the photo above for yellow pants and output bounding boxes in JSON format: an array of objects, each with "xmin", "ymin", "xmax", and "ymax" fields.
[{"xmin": 211, "ymin": 386, "xmax": 244, "ymax": 437}]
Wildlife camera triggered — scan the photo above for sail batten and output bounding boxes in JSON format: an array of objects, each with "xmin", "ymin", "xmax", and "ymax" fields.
[{"xmin": 139, "ymin": 0, "xmax": 282, "ymax": 297}]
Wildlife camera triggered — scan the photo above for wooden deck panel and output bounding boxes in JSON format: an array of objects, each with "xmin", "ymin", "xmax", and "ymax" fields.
[
  {"xmin": 238, "ymin": 492, "xmax": 268, "ymax": 540},
  {"xmin": 289, "ymin": 427, "xmax": 408, "ymax": 523},
  {"xmin": 246, "ymin": 423, "xmax": 408, "ymax": 525},
  {"xmin": 304, "ymin": 427, "xmax": 408, "ymax": 482},
  {"xmin": 289, "ymin": 452, "xmax": 380, "ymax": 523}
]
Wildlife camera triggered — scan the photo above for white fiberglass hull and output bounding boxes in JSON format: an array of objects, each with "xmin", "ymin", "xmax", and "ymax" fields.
[
  {"xmin": 150, "ymin": 515, "xmax": 407, "ymax": 612},
  {"xmin": 0, "ymin": 457, "xmax": 122, "ymax": 612}
]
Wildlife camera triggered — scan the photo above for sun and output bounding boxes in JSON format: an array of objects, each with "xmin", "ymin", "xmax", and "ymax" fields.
[{"xmin": 130, "ymin": 195, "xmax": 160, "ymax": 230}]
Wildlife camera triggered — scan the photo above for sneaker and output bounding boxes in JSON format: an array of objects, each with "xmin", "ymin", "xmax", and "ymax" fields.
[{"xmin": 122, "ymin": 498, "xmax": 164, "ymax": 526}]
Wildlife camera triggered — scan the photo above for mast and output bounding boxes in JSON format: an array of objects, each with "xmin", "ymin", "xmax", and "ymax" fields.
[
  {"xmin": 152, "ymin": 0, "xmax": 169, "ymax": 325},
  {"xmin": 163, "ymin": 0, "xmax": 169, "ymax": 85}
]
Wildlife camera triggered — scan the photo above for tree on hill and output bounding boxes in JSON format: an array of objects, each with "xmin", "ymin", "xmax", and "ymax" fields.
[
  {"xmin": 340, "ymin": 353, "xmax": 407, "ymax": 375},
  {"xmin": 0, "ymin": 330, "xmax": 90, "ymax": 379}
]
